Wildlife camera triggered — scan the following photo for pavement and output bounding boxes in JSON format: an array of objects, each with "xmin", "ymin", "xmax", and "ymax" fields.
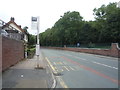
[{"xmin": 2, "ymin": 53, "xmax": 56, "ymax": 89}]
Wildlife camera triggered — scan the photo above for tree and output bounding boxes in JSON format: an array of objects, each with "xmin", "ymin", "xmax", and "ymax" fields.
[
  {"xmin": 40, "ymin": 2, "xmax": 120, "ymax": 47},
  {"xmin": 93, "ymin": 3, "xmax": 120, "ymax": 43},
  {"xmin": 28, "ymin": 34, "xmax": 36, "ymax": 45}
]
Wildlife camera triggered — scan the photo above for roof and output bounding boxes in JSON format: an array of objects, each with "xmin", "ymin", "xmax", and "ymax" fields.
[{"xmin": 7, "ymin": 21, "xmax": 24, "ymax": 33}]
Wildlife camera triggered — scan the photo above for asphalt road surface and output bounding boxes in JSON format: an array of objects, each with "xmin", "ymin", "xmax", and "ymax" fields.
[{"xmin": 41, "ymin": 48, "xmax": 119, "ymax": 88}]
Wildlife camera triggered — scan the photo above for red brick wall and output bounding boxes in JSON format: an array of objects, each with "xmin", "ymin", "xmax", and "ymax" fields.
[
  {"xmin": 0, "ymin": 36, "xmax": 2, "ymax": 72},
  {"xmin": 42, "ymin": 43, "xmax": 120, "ymax": 58},
  {"xmin": 1, "ymin": 36, "xmax": 24, "ymax": 71}
]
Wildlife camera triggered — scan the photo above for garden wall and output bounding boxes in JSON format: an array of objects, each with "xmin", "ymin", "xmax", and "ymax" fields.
[
  {"xmin": 0, "ymin": 36, "xmax": 24, "ymax": 71},
  {"xmin": 43, "ymin": 43, "xmax": 120, "ymax": 58}
]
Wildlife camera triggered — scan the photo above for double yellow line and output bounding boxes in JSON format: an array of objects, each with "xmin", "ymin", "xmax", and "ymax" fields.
[
  {"xmin": 45, "ymin": 57, "xmax": 57, "ymax": 73},
  {"xmin": 45, "ymin": 57, "xmax": 69, "ymax": 88}
]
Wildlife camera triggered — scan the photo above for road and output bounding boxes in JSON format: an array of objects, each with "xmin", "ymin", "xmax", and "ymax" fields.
[{"xmin": 41, "ymin": 48, "xmax": 119, "ymax": 88}]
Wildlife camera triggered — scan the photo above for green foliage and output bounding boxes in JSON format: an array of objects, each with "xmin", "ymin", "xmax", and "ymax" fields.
[
  {"xmin": 27, "ymin": 47, "xmax": 35, "ymax": 58},
  {"xmin": 28, "ymin": 34, "xmax": 36, "ymax": 45},
  {"xmin": 40, "ymin": 3, "xmax": 120, "ymax": 47},
  {"xmin": 88, "ymin": 42, "xmax": 95, "ymax": 48},
  {"xmin": 93, "ymin": 3, "xmax": 120, "ymax": 43}
]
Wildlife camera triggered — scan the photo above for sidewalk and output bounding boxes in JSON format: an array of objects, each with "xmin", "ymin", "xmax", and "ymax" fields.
[{"xmin": 2, "ymin": 54, "xmax": 56, "ymax": 88}]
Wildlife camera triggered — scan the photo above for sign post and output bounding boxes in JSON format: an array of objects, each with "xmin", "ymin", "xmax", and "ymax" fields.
[
  {"xmin": 118, "ymin": 1, "xmax": 120, "ymax": 8},
  {"xmin": 31, "ymin": 16, "xmax": 43, "ymax": 69}
]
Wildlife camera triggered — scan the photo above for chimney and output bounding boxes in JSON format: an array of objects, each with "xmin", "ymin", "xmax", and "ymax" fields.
[
  {"xmin": 19, "ymin": 25, "xmax": 21, "ymax": 28},
  {"xmin": 10, "ymin": 17, "xmax": 15, "ymax": 22}
]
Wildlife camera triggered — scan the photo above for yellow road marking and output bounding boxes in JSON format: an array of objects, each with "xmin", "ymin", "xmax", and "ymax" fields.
[
  {"xmin": 45, "ymin": 57, "xmax": 57, "ymax": 73},
  {"xmin": 63, "ymin": 66, "xmax": 70, "ymax": 71},
  {"xmin": 58, "ymin": 77, "xmax": 69, "ymax": 88}
]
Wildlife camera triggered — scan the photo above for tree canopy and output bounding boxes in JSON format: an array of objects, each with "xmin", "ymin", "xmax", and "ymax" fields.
[{"xmin": 40, "ymin": 2, "xmax": 120, "ymax": 47}]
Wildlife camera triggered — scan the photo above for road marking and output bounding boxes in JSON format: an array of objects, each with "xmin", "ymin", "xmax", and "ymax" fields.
[
  {"xmin": 63, "ymin": 66, "xmax": 70, "ymax": 71},
  {"xmin": 62, "ymin": 56, "xmax": 119, "ymax": 85},
  {"xmin": 69, "ymin": 66, "xmax": 75, "ymax": 71},
  {"xmin": 93, "ymin": 61, "xmax": 118, "ymax": 70},
  {"xmin": 94, "ymin": 55, "xmax": 118, "ymax": 60},
  {"xmin": 61, "ymin": 69, "xmax": 64, "ymax": 72},
  {"xmin": 58, "ymin": 77, "xmax": 69, "ymax": 88},
  {"xmin": 112, "ymin": 67, "xmax": 118, "ymax": 70},
  {"xmin": 53, "ymin": 62, "xmax": 56, "ymax": 65},
  {"xmin": 62, "ymin": 61, "xmax": 67, "ymax": 65},
  {"xmin": 60, "ymin": 53, "xmax": 88, "ymax": 61},
  {"xmin": 54, "ymin": 66, "xmax": 58, "ymax": 71},
  {"xmin": 73, "ymin": 66, "xmax": 81, "ymax": 71},
  {"xmin": 59, "ymin": 62, "xmax": 63, "ymax": 65},
  {"xmin": 45, "ymin": 57, "xmax": 57, "ymax": 73}
]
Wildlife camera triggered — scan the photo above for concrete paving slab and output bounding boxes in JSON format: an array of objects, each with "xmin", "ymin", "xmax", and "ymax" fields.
[{"xmin": 2, "ymin": 55, "xmax": 55, "ymax": 89}]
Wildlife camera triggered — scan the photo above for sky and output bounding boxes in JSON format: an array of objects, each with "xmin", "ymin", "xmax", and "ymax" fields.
[{"xmin": 0, "ymin": 0, "xmax": 119, "ymax": 35}]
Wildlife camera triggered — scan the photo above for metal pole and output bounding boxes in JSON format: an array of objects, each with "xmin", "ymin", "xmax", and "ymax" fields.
[
  {"xmin": 36, "ymin": 16, "xmax": 39, "ymax": 68},
  {"xmin": 35, "ymin": 16, "xmax": 43, "ymax": 69},
  {"xmin": 37, "ymin": 17, "xmax": 39, "ymax": 45}
]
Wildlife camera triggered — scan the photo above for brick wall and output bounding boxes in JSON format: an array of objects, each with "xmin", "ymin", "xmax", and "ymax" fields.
[
  {"xmin": 1, "ymin": 36, "xmax": 24, "ymax": 71},
  {"xmin": 0, "ymin": 36, "xmax": 2, "ymax": 72},
  {"xmin": 42, "ymin": 43, "xmax": 120, "ymax": 58}
]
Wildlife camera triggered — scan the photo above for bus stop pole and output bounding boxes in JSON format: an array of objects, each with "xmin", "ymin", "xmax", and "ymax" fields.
[{"xmin": 37, "ymin": 16, "xmax": 39, "ymax": 68}]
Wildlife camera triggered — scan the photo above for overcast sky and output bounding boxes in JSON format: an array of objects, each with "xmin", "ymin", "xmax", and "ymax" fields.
[{"xmin": 0, "ymin": 0, "xmax": 119, "ymax": 34}]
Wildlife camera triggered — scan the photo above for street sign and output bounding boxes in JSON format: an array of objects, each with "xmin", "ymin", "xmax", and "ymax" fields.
[
  {"xmin": 31, "ymin": 17, "xmax": 38, "ymax": 30},
  {"xmin": 31, "ymin": 16, "xmax": 42, "ymax": 69},
  {"xmin": 32, "ymin": 17, "xmax": 37, "ymax": 22}
]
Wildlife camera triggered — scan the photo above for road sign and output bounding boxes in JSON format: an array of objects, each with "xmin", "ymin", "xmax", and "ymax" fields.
[
  {"xmin": 31, "ymin": 17, "xmax": 38, "ymax": 30},
  {"xmin": 32, "ymin": 17, "xmax": 37, "ymax": 22}
]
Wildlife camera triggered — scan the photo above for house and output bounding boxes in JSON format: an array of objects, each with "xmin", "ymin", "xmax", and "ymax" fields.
[{"xmin": 2, "ymin": 17, "xmax": 28, "ymax": 42}]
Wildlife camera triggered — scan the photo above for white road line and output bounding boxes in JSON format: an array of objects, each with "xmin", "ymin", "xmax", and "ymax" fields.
[
  {"xmin": 112, "ymin": 67, "xmax": 118, "ymax": 70},
  {"xmin": 60, "ymin": 52, "xmax": 118, "ymax": 70},
  {"xmin": 69, "ymin": 66, "xmax": 75, "ymax": 71},
  {"xmin": 62, "ymin": 61, "xmax": 68, "ymax": 65},
  {"xmin": 93, "ymin": 61, "xmax": 118, "ymax": 70},
  {"xmin": 63, "ymin": 66, "xmax": 70, "ymax": 71},
  {"xmin": 61, "ymin": 69, "xmax": 64, "ymax": 72},
  {"xmin": 73, "ymin": 66, "xmax": 80, "ymax": 71},
  {"xmin": 61, "ymin": 53, "xmax": 87, "ymax": 61},
  {"xmin": 53, "ymin": 62, "xmax": 56, "ymax": 65}
]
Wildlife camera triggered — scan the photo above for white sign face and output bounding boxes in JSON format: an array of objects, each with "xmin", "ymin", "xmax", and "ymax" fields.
[{"xmin": 31, "ymin": 17, "xmax": 38, "ymax": 30}]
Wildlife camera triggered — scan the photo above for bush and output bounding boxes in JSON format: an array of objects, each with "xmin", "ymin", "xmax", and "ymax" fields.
[
  {"xmin": 88, "ymin": 42, "xmax": 95, "ymax": 48},
  {"xmin": 27, "ymin": 46, "xmax": 35, "ymax": 59}
]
